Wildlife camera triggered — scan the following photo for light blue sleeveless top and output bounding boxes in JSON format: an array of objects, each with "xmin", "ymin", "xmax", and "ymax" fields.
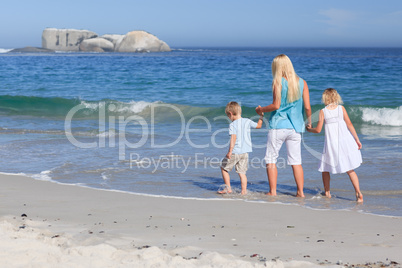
[{"xmin": 268, "ymin": 77, "xmax": 305, "ymax": 133}]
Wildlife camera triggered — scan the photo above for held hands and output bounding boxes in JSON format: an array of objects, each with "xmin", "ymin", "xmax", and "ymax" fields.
[
  {"xmin": 305, "ymin": 124, "xmax": 313, "ymax": 132},
  {"xmin": 255, "ymin": 105, "xmax": 263, "ymax": 116}
]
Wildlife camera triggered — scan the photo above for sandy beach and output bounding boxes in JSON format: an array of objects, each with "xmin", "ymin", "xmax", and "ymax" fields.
[{"xmin": 0, "ymin": 173, "xmax": 400, "ymax": 267}]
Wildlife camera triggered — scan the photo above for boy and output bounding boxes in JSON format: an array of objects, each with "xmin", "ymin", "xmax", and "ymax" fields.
[{"xmin": 219, "ymin": 101, "xmax": 264, "ymax": 195}]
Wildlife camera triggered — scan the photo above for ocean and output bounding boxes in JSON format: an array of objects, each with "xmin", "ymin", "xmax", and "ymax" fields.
[{"xmin": 0, "ymin": 47, "xmax": 401, "ymax": 216}]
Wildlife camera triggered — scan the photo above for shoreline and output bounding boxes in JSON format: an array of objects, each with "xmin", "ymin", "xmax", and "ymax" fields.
[
  {"xmin": 1, "ymin": 173, "xmax": 401, "ymax": 267},
  {"xmin": 5, "ymin": 171, "xmax": 401, "ymax": 219}
]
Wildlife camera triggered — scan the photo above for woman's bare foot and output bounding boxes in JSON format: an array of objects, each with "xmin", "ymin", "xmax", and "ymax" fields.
[
  {"xmin": 218, "ymin": 186, "xmax": 232, "ymax": 194},
  {"xmin": 266, "ymin": 191, "xmax": 276, "ymax": 196},
  {"xmin": 356, "ymin": 192, "xmax": 363, "ymax": 203},
  {"xmin": 324, "ymin": 191, "xmax": 331, "ymax": 198},
  {"xmin": 241, "ymin": 190, "xmax": 247, "ymax": 195}
]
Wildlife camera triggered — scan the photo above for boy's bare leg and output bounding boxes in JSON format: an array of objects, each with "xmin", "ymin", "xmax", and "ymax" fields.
[
  {"xmin": 291, "ymin": 165, "xmax": 305, "ymax": 197},
  {"xmin": 322, "ymin": 172, "xmax": 331, "ymax": 198},
  {"xmin": 347, "ymin": 170, "xmax": 363, "ymax": 202},
  {"xmin": 218, "ymin": 168, "xmax": 232, "ymax": 194},
  {"xmin": 266, "ymin": 163, "xmax": 277, "ymax": 196},
  {"xmin": 238, "ymin": 173, "xmax": 247, "ymax": 195}
]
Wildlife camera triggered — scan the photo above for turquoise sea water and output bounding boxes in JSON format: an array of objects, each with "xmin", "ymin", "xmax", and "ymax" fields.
[{"xmin": 0, "ymin": 47, "xmax": 401, "ymax": 216}]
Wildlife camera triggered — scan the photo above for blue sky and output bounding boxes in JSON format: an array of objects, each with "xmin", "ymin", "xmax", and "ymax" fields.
[{"xmin": 1, "ymin": 0, "xmax": 401, "ymax": 48}]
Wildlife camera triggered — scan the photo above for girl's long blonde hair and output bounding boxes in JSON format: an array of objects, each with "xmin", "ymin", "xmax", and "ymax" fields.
[{"xmin": 271, "ymin": 54, "xmax": 301, "ymax": 103}]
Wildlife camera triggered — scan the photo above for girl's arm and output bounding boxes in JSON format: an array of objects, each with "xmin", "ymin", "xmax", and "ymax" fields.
[
  {"xmin": 342, "ymin": 106, "xmax": 362, "ymax": 149},
  {"xmin": 226, "ymin": 134, "xmax": 236, "ymax": 159},
  {"xmin": 302, "ymin": 80, "xmax": 312, "ymax": 127},
  {"xmin": 256, "ymin": 86, "xmax": 281, "ymax": 114},
  {"xmin": 306, "ymin": 110, "xmax": 324, "ymax": 133}
]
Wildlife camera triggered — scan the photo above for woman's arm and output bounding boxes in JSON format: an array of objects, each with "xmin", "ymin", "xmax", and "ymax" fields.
[
  {"xmin": 256, "ymin": 86, "xmax": 281, "ymax": 114},
  {"xmin": 306, "ymin": 110, "xmax": 324, "ymax": 133},
  {"xmin": 303, "ymin": 80, "xmax": 312, "ymax": 127},
  {"xmin": 342, "ymin": 106, "xmax": 362, "ymax": 149}
]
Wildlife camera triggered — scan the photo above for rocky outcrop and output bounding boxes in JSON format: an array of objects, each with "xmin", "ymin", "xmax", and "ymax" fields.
[
  {"xmin": 42, "ymin": 28, "xmax": 98, "ymax": 51},
  {"xmin": 101, "ymin": 34, "xmax": 125, "ymax": 48},
  {"xmin": 115, "ymin": 31, "xmax": 171, "ymax": 52},
  {"xmin": 8, "ymin": 47, "xmax": 55, "ymax": 53},
  {"xmin": 41, "ymin": 28, "xmax": 170, "ymax": 53},
  {"xmin": 79, "ymin": 38, "xmax": 114, "ymax": 52}
]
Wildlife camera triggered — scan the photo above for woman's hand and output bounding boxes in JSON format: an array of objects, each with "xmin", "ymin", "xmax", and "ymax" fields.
[{"xmin": 255, "ymin": 105, "xmax": 263, "ymax": 115}]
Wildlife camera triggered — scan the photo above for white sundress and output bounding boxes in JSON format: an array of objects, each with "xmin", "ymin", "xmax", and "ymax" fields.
[{"xmin": 318, "ymin": 105, "xmax": 362, "ymax": 174}]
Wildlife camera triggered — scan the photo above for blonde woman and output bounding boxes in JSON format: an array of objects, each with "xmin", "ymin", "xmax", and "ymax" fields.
[
  {"xmin": 256, "ymin": 54, "xmax": 312, "ymax": 197},
  {"xmin": 307, "ymin": 88, "xmax": 363, "ymax": 202}
]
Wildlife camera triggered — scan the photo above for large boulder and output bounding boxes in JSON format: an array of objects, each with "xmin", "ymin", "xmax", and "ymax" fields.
[
  {"xmin": 42, "ymin": 28, "xmax": 98, "ymax": 51},
  {"xmin": 115, "ymin": 31, "xmax": 171, "ymax": 52},
  {"xmin": 101, "ymin": 34, "xmax": 125, "ymax": 48},
  {"xmin": 79, "ymin": 38, "xmax": 114, "ymax": 52}
]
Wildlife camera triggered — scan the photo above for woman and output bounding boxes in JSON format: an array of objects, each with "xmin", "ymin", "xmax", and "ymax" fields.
[{"xmin": 256, "ymin": 54, "xmax": 312, "ymax": 197}]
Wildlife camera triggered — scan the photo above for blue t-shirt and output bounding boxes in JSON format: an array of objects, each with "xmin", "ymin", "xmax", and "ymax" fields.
[{"xmin": 229, "ymin": 118, "xmax": 258, "ymax": 154}]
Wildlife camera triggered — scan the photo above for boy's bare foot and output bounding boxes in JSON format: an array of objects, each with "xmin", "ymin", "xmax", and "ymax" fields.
[
  {"xmin": 266, "ymin": 191, "xmax": 276, "ymax": 196},
  {"xmin": 296, "ymin": 192, "xmax": 305, "ymax": 198},
  {"xmin": 324, "ymin": 191, "xmax": 331, "ymax": 198},
  {"xmin": 356, "ymin": 192, "xmax": 363, "ymax": 203},
  {"xmin": 241, "ymin": 190, "xmax": 247, "ymax": 195},
  {"xmin": 218, "ymin": 187, "xmax": 232, "ymax": 194}
]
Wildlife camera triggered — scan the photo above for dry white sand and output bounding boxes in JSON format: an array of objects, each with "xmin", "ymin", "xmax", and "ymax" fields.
[{"xmin": 0, "ymin": 173, "xmax": 400, "ymax": 267}]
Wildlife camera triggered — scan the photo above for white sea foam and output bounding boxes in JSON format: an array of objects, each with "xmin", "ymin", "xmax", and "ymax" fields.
[
  {"xmin": 80, "ymin": 100, "xmax": 103, "ymax": 110},
  {"xmin": 360, "ymin": 106, "xmax": 402, "ymax": 126},
  {"xmin": 0, "ymin": 48, "xmax": 12, "ymax": 53},
  {"xmin": 97, "ymin": 130, "xmax": 116, "ymax": 138},
  {"xmin": 114, "ymin": 100, "xmax": 159, "ymax": 114},
  {"xmin": 101, "ymin": 172, "xmax": 110, "ymax": 181},
  {"xmin": 79, "ymin": 100, "xmax": 159, "ymax": 114},
  {"xmin": 31, "ymin": 170, "xmax": 53, "ymax": 181}
]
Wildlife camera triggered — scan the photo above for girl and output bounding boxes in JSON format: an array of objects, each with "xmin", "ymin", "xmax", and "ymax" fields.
[
  {"xmin": 256, "ymin": 54, "xmax": 312, "ymax": 197},
  {"xmin": 307, "ymin": 88, "xmax": 363, "ymax": 202}
]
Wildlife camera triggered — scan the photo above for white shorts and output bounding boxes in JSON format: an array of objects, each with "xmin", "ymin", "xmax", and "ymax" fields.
[{"xmin": 264, "ymin": 129, "xmax": 302, "ymax": 165}]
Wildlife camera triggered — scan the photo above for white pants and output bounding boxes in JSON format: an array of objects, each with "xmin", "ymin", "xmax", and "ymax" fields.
[{"xmin": 264, "ymin": 129, "xmax": 302, "ymax": 165}]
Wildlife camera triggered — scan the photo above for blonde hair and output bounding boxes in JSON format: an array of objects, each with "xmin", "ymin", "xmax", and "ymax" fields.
[
  {"xmin": 271, "ymin": 54, "xmax": 301, "ymax": 103},
  {"xmin": 322, "ymin": 88, "xmax": 343, "ymax": 105},
  {"xmin": 225, "ymin": 101, "xmax": 241, "ymax": 116}
]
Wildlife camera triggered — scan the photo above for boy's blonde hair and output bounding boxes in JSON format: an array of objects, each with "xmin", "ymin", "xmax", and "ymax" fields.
[
  {"xmin": 225, "ymin": 101, "xmax": 241, "ymax": 116},
  {"xmin": 322, "ymin": 88, "xmax": 343, "ymax": 105},
  {"xmin": 271, "ymin": 54, "xmax": 301, "ymax": 103}
]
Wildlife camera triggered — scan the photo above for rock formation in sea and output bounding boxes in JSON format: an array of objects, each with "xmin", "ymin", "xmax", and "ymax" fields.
[
  {"xmin": 8, "ymin": 47, "xmax": 55, "ymax": 53},
  {"xmin": 115, "ymin": 31, "xmax": 171, "ymax": 52},
  {"xmin": 79, "ymin": 38, "xmax": 114, "ymax": 52},
  {"xmin": 41, "ymin": 28, "xmax": 170, "ymax": 53},
  {"xmin": 42, "ymin": 28, "xmax": 98, "ymax": 51}
]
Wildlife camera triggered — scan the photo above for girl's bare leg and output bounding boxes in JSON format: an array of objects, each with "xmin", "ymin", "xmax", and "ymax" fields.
[
  {"xmin": 347, "ymin": 170, "xmax": 363, "ymax": 202},
  {"xmin": 238, "ymin": 173, "xmax": 248, "ymax": 195},
  {"xmin": 266, "ymin": 163, "xmax": 277, "ymax": 196},
  {"xmin": 218, "ymin": 168, "xmax": 232, "ymax": 194},
  {"xmin": 291, "ymin": 165, "xmax": 305, "ymax": 197},
  {"xmin": 322, "ymin": 172, "xmax": 331, "ymax": 198}
]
